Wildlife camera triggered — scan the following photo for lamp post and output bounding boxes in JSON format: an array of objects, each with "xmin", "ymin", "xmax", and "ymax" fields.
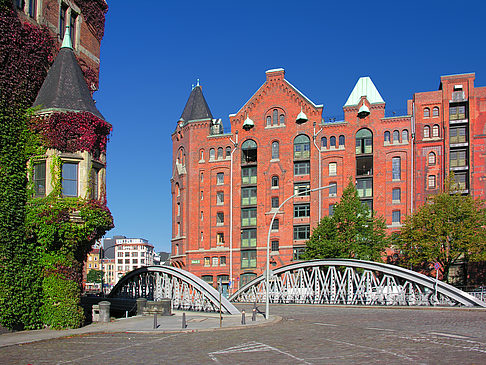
[{"xmin": 265, "ymin": 184, "xmax": 334, "ymax": 319}]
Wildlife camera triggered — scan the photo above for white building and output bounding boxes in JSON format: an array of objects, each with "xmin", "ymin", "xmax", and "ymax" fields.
[{"xmin": 114, "ymin": 238, "xmax": 154, "ymax": 283}]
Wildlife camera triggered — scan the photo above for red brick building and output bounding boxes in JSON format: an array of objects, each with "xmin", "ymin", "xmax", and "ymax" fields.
[{"xmin": 171, "ymin": 68, "xmax": 486, "ymax": 293}]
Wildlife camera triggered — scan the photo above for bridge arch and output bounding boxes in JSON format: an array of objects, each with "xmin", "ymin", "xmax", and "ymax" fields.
[
  {"xmin": 229, "ymin": 259, "xmax": 486, "ymax": 307},
  {"xmin": 109, "ymin": 266, "xmax": 240, "ymax": 315}
]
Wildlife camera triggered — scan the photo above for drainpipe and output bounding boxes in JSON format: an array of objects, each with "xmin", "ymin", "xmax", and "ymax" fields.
[
  {"xmin": 229, "ymin": 131, "xmax": 238, "ymax": 295},
  {"xmin": 312, "ymin": 122, "xmax": 323, "ymax": 221}
]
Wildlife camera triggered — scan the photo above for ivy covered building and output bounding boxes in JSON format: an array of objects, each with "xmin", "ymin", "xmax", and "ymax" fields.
[{"xmin": 170, "ymin": 68, "xmax": 486, "ymax": 294}]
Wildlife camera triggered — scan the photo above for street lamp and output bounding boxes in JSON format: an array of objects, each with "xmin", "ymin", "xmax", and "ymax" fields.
[{"xmin": 265, "ymin": 184, "xmax": 334, "ymax": 319}]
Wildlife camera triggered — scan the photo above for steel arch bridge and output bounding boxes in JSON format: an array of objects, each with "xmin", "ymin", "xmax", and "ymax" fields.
[
  {"xmin": 229, "ymin": 259, "xmax": 486, "ymax": 308},
  {"xmin": 108, "ymin": 266, "xmax": 240, "ymax": 315}
]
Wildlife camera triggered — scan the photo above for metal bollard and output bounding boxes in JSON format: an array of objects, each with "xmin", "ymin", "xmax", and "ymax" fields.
[
  {"xmin": 252, "ymin": 308, "xmax": 256, "ymax": 321},
  {"xmin": 182, "ymin": 312, "xmax": 187, "ymax": 328},
  {"xmin": 241, "ymin": 310, "xmax": 246, "ymax": 325},
  {"xmin": 98, "ymin": 301, "xmax": 111, "ymax": 323},
  {"xmin": 153, "ymin": 312, "xmax": 158, "ymax": 329}
]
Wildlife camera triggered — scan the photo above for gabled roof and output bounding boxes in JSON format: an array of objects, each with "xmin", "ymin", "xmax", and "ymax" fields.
[
  {"xmin": 33, "ymin": 28, "xmax": 104, "ymax": 119},
  {"xmin": 180, "ymin": 85, "xmax": 213, "ymax": 123},
  {"xmin": 344, "ymin": 77, "xmax": 384, "ymax": 107}
]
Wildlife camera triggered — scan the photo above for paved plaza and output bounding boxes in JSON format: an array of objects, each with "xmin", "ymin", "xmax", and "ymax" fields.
[{"xmin": 1, "ymin": 304, "xmax": 486, "ymax": 364}]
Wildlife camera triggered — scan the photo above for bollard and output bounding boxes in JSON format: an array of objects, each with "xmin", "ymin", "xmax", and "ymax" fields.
[
  {"xmin": 136, "ymin": 298, "xmax": 147, "ymax": 316},
  {"xmin": 182, "ymin": 312, "xmax": 187, "ymax": 328},
  {"xmin": 252, "ymin": 308, "xmax": 256, "ymax": 322},
  {"xmin": 153, "ymin": 312, "xmax": 158, "ymax": 329},
  {"xmin": 92, "ymin": 304, "xmax": 100, "ymax": 322},
  {"xmin": 241, "ymin": 310, "xmax": 246, "ymax": 325},
  {"xmin": 98, "ymin": 301, "xmax": 111, "ymax": 323}
]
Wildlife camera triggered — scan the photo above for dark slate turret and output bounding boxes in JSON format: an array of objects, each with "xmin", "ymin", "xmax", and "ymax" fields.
[
  {"xmin": 180, "ymin": 84, "xmax": 213, "ymax": 124},
  {"xmin": 33, "ymin": 26, "xmax": 104, "ymax": 120}
]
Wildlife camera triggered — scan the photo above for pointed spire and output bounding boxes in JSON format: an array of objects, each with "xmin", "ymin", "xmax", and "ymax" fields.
[
  {"xmin": 344, "ymin": 77, "xmax": 384, "ymax": 107},
  {"xmin": 180, "ymin": 84, "xmax": 213, "ymax": 123},
  {"xmin": 61, "ymin": 25, "xmax": 72, "ymax": 49}
]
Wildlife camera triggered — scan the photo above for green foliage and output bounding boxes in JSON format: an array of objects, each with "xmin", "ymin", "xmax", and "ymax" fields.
[
  {"xmin": 303, "ymin": 181, "xmax": 388, "ymax": 261},
  {"xmin": 396, "ymin": 179, "xmax": 486, "ymax": 282},
  {"xmin": 86, "ymin": 269, "xmax": 104, "ymax": 284}
]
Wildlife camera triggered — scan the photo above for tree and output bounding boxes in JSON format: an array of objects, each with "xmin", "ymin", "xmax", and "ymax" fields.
[
  {"xmin": 86, "ymin": 269, "xmax": 104, "ymax": 284},
  {"xmin": 396, "ymin": 181, "xmax": 486, "ymax": 283},
  {"xmin": 303, "ymin": 181, "xmax": 388, "ymax": 261}
]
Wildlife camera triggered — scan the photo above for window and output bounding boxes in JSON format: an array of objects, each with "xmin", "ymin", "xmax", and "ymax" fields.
[
  {"xmin": 220, "ymin": 256, "xmax": 226, "ymax": 266},
  {"xmin": 177, "ymin": 203, "xmax": 181, "ymax": 216},
  {"xmin": 266, "ymin": 116, "xmax": 271, "ymax": 126},
  {"xmin": 200, "ymin": 190, "xmax": 203, "ymax": 200},
  {"xmin": 204, "ymin": 257, "xmax": 210, "ymax": 267},
  {"xmin": 321, "ymin": 136, "xmax": 327, "ymax": 148},
  {"xmin": 241, "ymin": 250, "xmax": 257, "ymax": 268},
  {"xmin": 428, "ymin": 152, "xmax": 436, "ymax": 165},
  {"xmin": 200, "ymin": 210, "xmax": 203, "ymax": 220},
  {"xmin": 449, "ymin": 104, "xmax": 466, "ymax": 120},
  {"xmin": 271, "ymin": 240, "xmax": 279, "ymax": 252},
  {"xmin": 70, "ymin": 10, "xmax": 78, "ymax": 46},
  {"xmin": 62, "ymin": 162, "xmax": 78, "ymax": 197},
  {"xmin": 212, "ymin": 257, "xmax": 219, "ymax": 266},
  {"xmin": 330, "ymin": 136, "xmax": 336, "ymax": 147},
  {"xmin": 241, "ymin": 187, "xmax": 257, "ymax": 205},
  {"xmin": 240, "ymin": 273, "xmax": 257, "ymax": 286},
  {"xmin": 432, "ymin": 125, "xmax": 439, "ymax": 138},
  {"xmin": 329, "ymin": 162, "xmax": 337, "ymax": 176},
  {"xmin": 241, "ymin": 229, "xmax": 256, "ymax": 248},
  {"xmin": 450, "ymin": 150, "xmax": 467, "ymax": 167},
  {"xmin": 217, "ymin": 172, "xmax": 224, "ymax": 185},
  {"xmin": 356, "ymin": 129, "xmax": 373, "ymax": 154},
  {"xmin": 294, "ymin": 161, "xmax": 310, "ymax": 175},
  {"xmin": 271, "ymin": 219, "xmax": 279, "ymax": 231},
  {"xmin": 241, "ymin": 139, "xmax": 257, "ymax": 164},
  {"xmin": 273, "ymin": 109, "xmax": 278, "ymax": 125},
  {"xmin": 59, "ymin": 3, "xmax": 68, "ymax": 38},
  {"xmin": 402, "ymin": 129, "xmax": 409, "ymax": 142},
  {"xmin": 28, "ymin": 0, "xmax": 37, "ymax": 18},
  {"xmin": 329, "ymin": 204, "xmax": 335, "ymax": 216},
  {"xmin": 202, "ymin": 275, "xmax": 213, "ymax": 284},
  {"xmin": 293, "ymin": 225, "xmax": 310, "ymax": 240},
  {"xmin": 209, "ymin": 148, "xmax": 215, "ymax": 160},
  {"xmin": 293, "ymin": 247, "xmax": 306, "ymax": 260},
  {"xmin": 216, "ymin": 191, "xmax": 224, "ymax": 205},
  {"xmin": 392, "ymin": 157, "xmax": 401, "ymax": 181},
  {"xmin": 294, "ymin": 135, "xmax": 310, "ymax": 159},
  {"xmin": 200, "ymin": 172, "xmax": 204, "ymax": 182},
  {"xmin": 91, "ymin": 167, "xmax": 100, "ymax": 199},
  {"xmin": 280, "ymin": 114, "xmax": 285, "ymax": 125},
  {"xmin": 241, "ymin": 208, "xmax": 257, "ymax": 226},
  {"xmin": 242, "ymin": 166, "xmax": 257, "ymax": 185},
  {"xmin": 392, "ymin": 210, "xmax": 401, "ymax": 225},
  {"xmin": 217, "ymin": 147, "xmax": 223, "ymax": 159},
  {"xmin": 271, "ymin": 196, "xmax": 279, "ymax": 209},
  {"xmin": 453, "ymin": 173, "xmax": 467, "ymax": 190},
  {"xmin": 384, "ymin": 131, "xmax": 390, "ymax": 143},
  {"xmin": 226, "ymin": 146, "xmax": 231, "ymax": 157},
  {"xmin": 393, "ymin": 130, "xmax": 400, "ymax": 143},
  {"xmin": 356, "ymin": 156, "xmax": 373, "ymax": 176},
  {"xmin": 424, "ymin": 108, "xmax": 430, "ymax": 118},
  {"xmin": 357, "ymin": 178, "xmax": 372, "ymax": 198},
  {"xmin": 294, "ymin": 204, "xmax": 310, "ymax": 217},
  {"xmin": 33, "ymin": 161, "xmax": 46, "ymax": 197},
  {"xmin": 294, "ymin": 182, "xmax": 310, "ymax": 196},
  {"xmin": 217, "ymin": 212, "xmax": 224, "ymax": 225},
  {"xmin": 272, "ymin": 141, "xmax": 279, "ymax": 159},
  {"xmin": 15, "ymin": 0, "xmax": 24, "ymax": 10},
  {"xmin": 392, "ymin": 188, "xmax": 401, "ymax": 203},
  {"xmin": 450, "ymin": 127, "xmax": 467, "ymax": 144},
  {"xmin": 433, "ymin": 107, "xmax": 439, "ymax": 117},
  {"xmin": 428, "ymin": 175, "xmax": 436, "ymax": 189},
  {"xmin": 329, "ymin": 182, "xmax": 337, "ymax": 197},
  {"xmin": 339, "ymin": 135, "xmax": 345, "ymax": 147},
  {"xmin": 271, "ymin": 176, "xmax": 279, "ymax": 188},
  {"xmin": 217, "ymin": 232, "xmax": 225, "ymax": 245},
  {"xmin": 423, "ymin": 125, "xmax": 430, "ymax": 138}
]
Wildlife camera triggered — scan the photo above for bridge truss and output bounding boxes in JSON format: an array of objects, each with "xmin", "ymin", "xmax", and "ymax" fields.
[
  {"xmin": 109, "ymin": 266, "xmax": 240, "ymax": 315},
  {"xmin": 229, "ymin": 259, "xmax": 486, "ymax": 307}
]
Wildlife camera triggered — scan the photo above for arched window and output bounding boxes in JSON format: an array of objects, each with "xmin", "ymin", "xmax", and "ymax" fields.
[
  {"xmin": 424, "ymin": 107, "xmax": 430, "ymax": 118},
  {"xmin": 423, "ymin": 125, "xmax": 430, "ymax": 139},
  {"xmin": 402, "ymin": 129, "xmax": 409, "ymax": 142},
  {"xmin": 209, "ymin": 148, "xmax": 215, "ymax": 160},
  {"xmin": 432, "ymin": 124, "xmax": 440, "ymax": 138},
  {"xmin": 294, "ymin": 134, "xmax": 310, "ymax": 159},
  {"xmin": 273, "ymin": 109, "xmax": 278, "ymax": 125},
  {"xmin": 200, "ymin": 149, "xmax": 204, "ymax": 161},
  {"xmin": 271, "ymin": 141, "xmax": 279, "ymax": 159},
  {"xmin": 428, "ymin": 152, "xmax": 436, "ymax": 165},
  {"xmin": 271, "ymin": 175, "xmax": 279, "ymax": 187},
  {"xmin": 217, "ymin": 147, "xmax": 223, "ymax": 159},
  {"xmin": 321, "ymin": 136, "xmax": 327, "ymax": 148},
  {"xmin": 339, "ymin": 135, "xmax": 345, "ymax": 147},
  {"xmin": 279, "ymin": 114, "xmax": 285, "ymax": 125},
  {"xmin": 432, "ymin": 107, "xmax": 439, "ymax": 117},
  {"xmin": 226, "ymin": 146, "xmax": 231, "ymax": 157},
  {"xmin": 175, "ymin": 183, "xmax": 180, "ymax": 196},
  {"xmin": 330, "ymin": 136, "xmax": 336, "ymax": 147},
  {"xmin": 393, "ymin": 130, "xmax": 400, "ymax": 143},
  {"xmin": 241, "ymin": 139, "xmax": 257, "ymax": 164},
  {"xmin": 266, "ymin": 116, "xmax": 271, "ymax": 126},
  {"xmin": 355, "ymin": 129, "xmax": 373, "ymax": 154},
  {"xmin": 384, "ymin": 131, "xmax": 390, "ymax": 143}
]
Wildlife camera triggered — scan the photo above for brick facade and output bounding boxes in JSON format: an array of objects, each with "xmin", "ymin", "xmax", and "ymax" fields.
[{"xmin": 171, "ymin": 69, "xmax": 486, "ymax": 294}]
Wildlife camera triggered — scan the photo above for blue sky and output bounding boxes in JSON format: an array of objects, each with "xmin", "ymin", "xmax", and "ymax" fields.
[{"xmin": 95, "ymin": 0, "xmax": 485, "ymax": 252}]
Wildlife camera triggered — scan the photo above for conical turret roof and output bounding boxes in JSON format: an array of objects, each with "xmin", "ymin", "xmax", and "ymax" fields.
[
  {"xmin": 33, "ymin": 27, "xmax": 104, "ymax": 120},
  {"xmin": 180, "ymin": 85, "xmax": 213, "ymax": 123}
]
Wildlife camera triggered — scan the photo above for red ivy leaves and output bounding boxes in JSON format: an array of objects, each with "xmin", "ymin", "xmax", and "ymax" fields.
[
  {"xmin": 31, "ymin": 112, "xmax": 112, "ymax": 158},
  {"xmin": 75, "ymin": 0, "xmax": 108, "ymax": 42}
]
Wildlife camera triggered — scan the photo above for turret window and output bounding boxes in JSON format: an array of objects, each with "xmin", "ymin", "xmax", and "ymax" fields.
[
  {"xmin": 33, "ymin": 161, "xmax": 46, "ymax": 197},
  {"xmin": 62, "ymin": 162, "xmax": 78, "ymax": 197}
]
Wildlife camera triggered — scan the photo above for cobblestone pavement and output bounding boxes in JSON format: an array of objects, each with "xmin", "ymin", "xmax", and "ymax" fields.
[{"xmin": 1, "ymin": 305, "xmax": 486, "ymax": 364}]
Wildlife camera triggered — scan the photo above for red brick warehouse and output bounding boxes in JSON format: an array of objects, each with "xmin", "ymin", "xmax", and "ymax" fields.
[{"xmin": 170, "ymin": 68, "xmax": 486, "ymax": 294}]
